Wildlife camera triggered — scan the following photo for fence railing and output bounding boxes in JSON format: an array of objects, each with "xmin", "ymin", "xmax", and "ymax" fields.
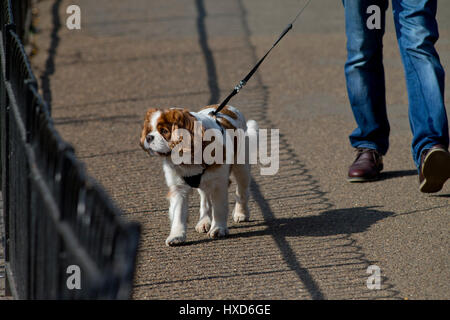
[{"xmin": 0, "ymin": 0, "xmax": 141, "ymax": 299}]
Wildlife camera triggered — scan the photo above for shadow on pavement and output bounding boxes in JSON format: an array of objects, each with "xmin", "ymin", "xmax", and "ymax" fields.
[
  {"xmin": 180, "ymin": 206, "xmax": 394, "ymax": 242},
  {"xmin": 183, "ymin": 205, "xmax": 395, "ymax": 299},
  {"xmin": 40, "ymin": 0, "xmax": 62, "ymax": 112},
  {"xmin": 432, "ymin": 194, "xmax": 450, "ymax": 198},
  {"xmin": 228, "ymin": 206, "xmax": 393, "ymax": 238},
  {"xmin": 378, "ymin": 169, "xmax": 417, "ymax": 181}
]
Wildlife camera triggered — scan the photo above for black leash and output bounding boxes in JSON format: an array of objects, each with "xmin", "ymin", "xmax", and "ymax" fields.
[{"xmin": 211, "ymin": 0, "xmax": 312, "ymax": 116}]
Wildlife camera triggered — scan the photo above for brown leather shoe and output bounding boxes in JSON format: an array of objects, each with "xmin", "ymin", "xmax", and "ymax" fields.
[
  {"xmin": 419, "ymin": 144, "xmax": 450, "ymax": 193},
  {"xmin": 347, "ymin": 148, "xmax": 383, "ymax": 182}
]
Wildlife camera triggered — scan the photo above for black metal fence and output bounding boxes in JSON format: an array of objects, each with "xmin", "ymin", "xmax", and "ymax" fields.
[{"xmin": 0, "ymin": 0, "xmax": 140, "ymax": 299}]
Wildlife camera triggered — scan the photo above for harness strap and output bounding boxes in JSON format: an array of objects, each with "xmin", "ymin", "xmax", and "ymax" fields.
[
  {"xmin": 182, "ymin": 111, "xmax": 228, "ymax": 188},
  {"xmin": 182, "ymin": 168, "xmax": 206, "ymax": 188}
]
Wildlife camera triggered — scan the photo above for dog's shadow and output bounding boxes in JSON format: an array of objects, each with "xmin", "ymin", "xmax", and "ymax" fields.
[{"xmin": 184, "ymin": 206, "xmax": 394, "ymax": 245}]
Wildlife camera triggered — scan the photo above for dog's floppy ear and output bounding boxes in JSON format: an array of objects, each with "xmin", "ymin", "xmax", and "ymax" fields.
[
  {"xmin": 163, "ymin": 109, "xmax": 194, "ymax": 131},
  {"xmin": 166, "ymin": 109, "xmax": 197, "ymax": 150},
  {"xmin": 166, "ymin": 110, "xmax": 204, "ymax": 166}
]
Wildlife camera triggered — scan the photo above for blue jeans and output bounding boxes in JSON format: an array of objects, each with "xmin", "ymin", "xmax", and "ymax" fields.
[{"xmin": 343, "ymin": 0, "xmax": 449, "ymax": 169}]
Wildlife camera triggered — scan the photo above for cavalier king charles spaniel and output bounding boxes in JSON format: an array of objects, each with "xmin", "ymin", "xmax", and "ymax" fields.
[{"xmin": 140, "ymin": 105, "xmax": 258, "ymax": 246}]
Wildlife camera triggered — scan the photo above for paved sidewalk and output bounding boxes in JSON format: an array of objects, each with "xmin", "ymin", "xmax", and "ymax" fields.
[{"xmin": 31, "ymin": 0, "xmax": 449, "ymax": 299}]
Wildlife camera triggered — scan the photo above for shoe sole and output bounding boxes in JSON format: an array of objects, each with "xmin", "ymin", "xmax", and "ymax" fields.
[{"xmin": 419, "ymin": 148, "xmax": 450, "ymax": 193}]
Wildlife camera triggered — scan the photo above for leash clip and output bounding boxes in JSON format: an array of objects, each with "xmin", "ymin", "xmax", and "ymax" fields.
[{"xmin": 234, "ymin": 80, "xmax": 246, "ymax": 92}]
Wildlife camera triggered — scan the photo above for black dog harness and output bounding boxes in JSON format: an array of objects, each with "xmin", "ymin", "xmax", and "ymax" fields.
[
  {"xmin": 181, "ymin": 112, "xmax": 224, "ymax": 188},
  {"xmin": 182, "ymin": 168, "xmax": 206, "ymax": 188}
]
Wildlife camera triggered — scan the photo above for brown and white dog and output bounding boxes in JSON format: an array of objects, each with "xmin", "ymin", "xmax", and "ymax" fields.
[{"xmin": 140, "ymin": 105, "xmax": 258, "ymax": 246}]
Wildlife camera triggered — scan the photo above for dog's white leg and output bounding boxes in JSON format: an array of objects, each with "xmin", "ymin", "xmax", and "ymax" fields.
[
  {"xmin": 195, "ymin": 189, "xmax": 211, "ymax": 233},
  {"xmin": 207, "ymin": 183, "xmax": 230, "ymax": 239},
  {"xmin": 165, "ymin": 185, "xmax": 190, "ymax": 246},
  {"xmin": 231, "ymin": 164, "xmax": 251, "ymax": 223}
]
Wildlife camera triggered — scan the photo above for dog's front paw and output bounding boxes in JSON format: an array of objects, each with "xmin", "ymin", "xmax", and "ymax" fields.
[
  {"xmin": 232, "ymin": 204, "xmax": 250, "ymax": 223},
  {"xmin": 165, "ymin": 233, "xmax": 186, "ymax": 246},
  {"xmin": 195, "ymin": 217, "xmax": 211, "ymax": 233},
  {"xmin": 208, "ymin": 226, "xmax": 229, "ymax": 239}
]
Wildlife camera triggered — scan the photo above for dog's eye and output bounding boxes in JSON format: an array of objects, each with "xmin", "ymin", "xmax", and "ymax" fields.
[{"xmin": 160, "ymin": 128, "xmax": 169, "ymax": 135}]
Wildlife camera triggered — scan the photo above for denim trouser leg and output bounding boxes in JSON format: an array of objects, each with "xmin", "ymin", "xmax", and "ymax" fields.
[
  {"xmin": 343, "ymin": 0, "xmax": 390, "ymax": 155},
  {"xmin": 392, "ymin": 0, "xmax": 449, "ymax": 168}
]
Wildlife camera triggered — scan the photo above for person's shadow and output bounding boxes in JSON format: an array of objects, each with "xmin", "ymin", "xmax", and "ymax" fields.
[
  {"xmin": 185, "ymin": 206, "xmax": 394, "ymax": 244},
  {"xmin": 227, "ymin": 206, "xmax": 394, "ymax": 238},
  {"xmin": 377, "ymin": 170, "xmax": 450, "ymax": 196},
  {"xmin": 377, "ymin": 169, "xmax": 417, "ymax": 181}
]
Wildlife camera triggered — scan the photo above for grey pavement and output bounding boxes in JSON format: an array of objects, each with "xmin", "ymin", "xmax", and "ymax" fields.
[{"xmin": 30, "ymin": 0, "xmax": 449, "ymax": 299}]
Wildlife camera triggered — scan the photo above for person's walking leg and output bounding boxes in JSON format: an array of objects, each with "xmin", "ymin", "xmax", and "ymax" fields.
[
  {"xmin": 343, "ymin": 0, "xmax": 389, "ymax": 181},
  {"xmin": 392, "ymin": 0, "xmax": 450, "ymax": 192},
  {"xmin": 344, "ymin": 0, "xmax": 390, "ymax": 153},
  {"xmin": 392, "ymin": 0, "xmax": 449, "ymax": 166}
]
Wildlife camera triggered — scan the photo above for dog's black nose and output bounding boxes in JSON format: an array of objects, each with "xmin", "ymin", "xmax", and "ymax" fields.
[{"xmin": 146, "ymin": 134, "xmax": 154, "ymax": 143}]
